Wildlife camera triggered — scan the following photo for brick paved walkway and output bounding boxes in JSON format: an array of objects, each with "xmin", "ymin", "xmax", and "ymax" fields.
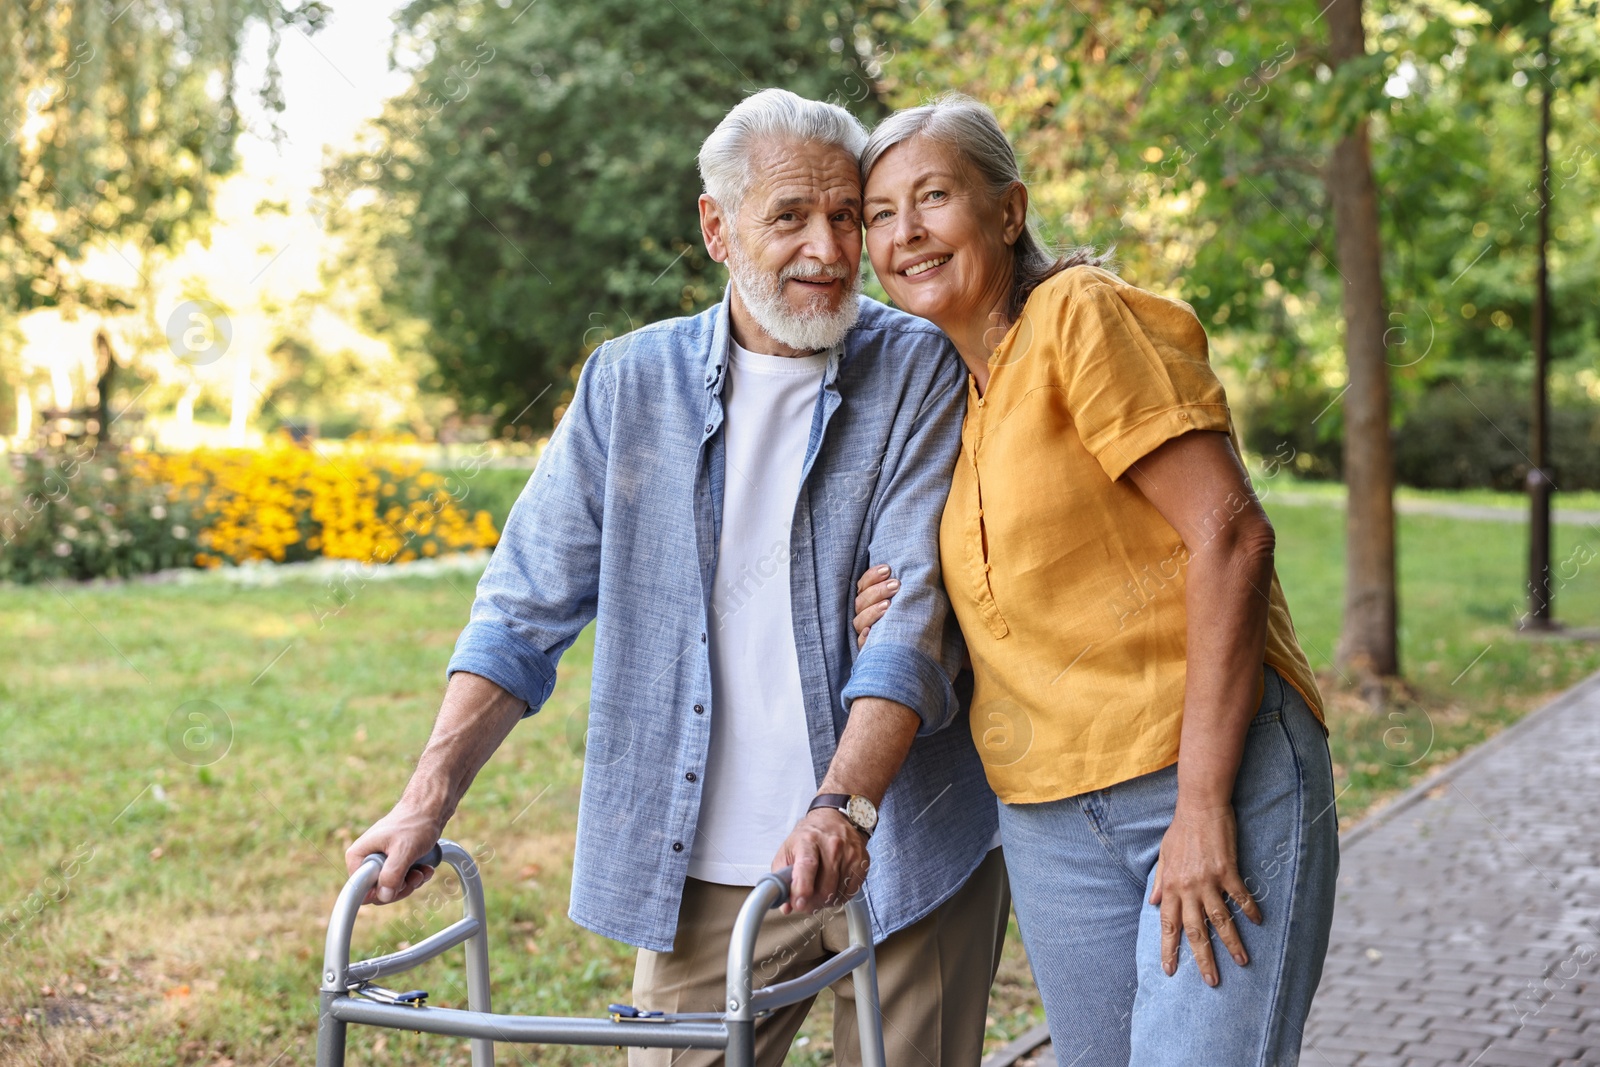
[{"xmin": 1013, "ymin": 670, "xmax": 1600, "ymax": 1067}]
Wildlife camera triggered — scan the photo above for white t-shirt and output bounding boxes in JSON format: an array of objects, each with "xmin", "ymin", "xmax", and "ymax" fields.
[{"xmin": 688, "ymin": 340, "xmax": 829, "ymax": 886}]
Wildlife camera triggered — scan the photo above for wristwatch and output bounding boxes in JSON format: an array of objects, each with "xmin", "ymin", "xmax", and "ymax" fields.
[{"xmin": 808, "ymin": 793, "xmax": 878, "ymax": 839}]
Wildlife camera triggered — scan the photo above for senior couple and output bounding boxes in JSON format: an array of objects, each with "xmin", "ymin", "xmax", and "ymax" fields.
[{"xmin": 349, "ymin": 89, "xmax": 1338, "ymax": 1067}]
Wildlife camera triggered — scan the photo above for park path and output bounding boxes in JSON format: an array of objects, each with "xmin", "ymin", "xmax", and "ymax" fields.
[{"xmin": 999, "ymin": 669, "xmax": 1600, "ymax": 1067}]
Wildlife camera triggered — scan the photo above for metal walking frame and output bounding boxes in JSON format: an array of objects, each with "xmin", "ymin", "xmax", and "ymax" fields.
[{"xmin": 316, "ymin": 840, "xmax": 887, "ymax": 1067}]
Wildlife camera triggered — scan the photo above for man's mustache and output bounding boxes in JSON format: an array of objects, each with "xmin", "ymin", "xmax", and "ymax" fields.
[{"xmin": 780, "ymin": 263, "xmax": 852, "ymax": 283}]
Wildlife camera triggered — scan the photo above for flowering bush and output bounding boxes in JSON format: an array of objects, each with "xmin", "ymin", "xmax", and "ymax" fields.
[
  {"xmin": 1, "ymin": 441, "xmax": 501, "ymax": 583},
  {"xmin": 0, "ymin": 445, "xmax": 203, "ymax": 583}
]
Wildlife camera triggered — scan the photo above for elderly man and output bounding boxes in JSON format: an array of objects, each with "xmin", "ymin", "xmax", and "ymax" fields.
[{"xmin": 347, "ymin": 88, "xmax": 1005, "ymax": 1067}]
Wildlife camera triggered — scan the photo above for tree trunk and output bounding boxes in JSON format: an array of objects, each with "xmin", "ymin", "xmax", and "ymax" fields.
[
  {"xmin": 93, "ymin": 328, "xmax": 119, "ymax": 448},
  {"xmin": 1325, "ymin": 0, "xmax": 1399, "ymax": 678}
]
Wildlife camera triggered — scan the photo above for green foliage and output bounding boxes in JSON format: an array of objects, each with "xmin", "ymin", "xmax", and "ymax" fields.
[
  {"xmin": 1392, "ymin": 383, "xmax": 1600, "ymax": 491},
  {"xmin": 328, "ymin": 0, "xmax": 894, "ymax": 431},
  {"xmin": 0, "ymin": 447, "xmax": 199, "ymax": 583},
  {"xmin": 0, "ymin": 0, "xmax": 329, "ymax": 324},
  {"xmin": 882, "ymin": 0, "xmax": 1600, "ymax": 405},
  {"xmin": 1242, "ymin": 379, "xmax": 1600, "ymax": 491},
  {"xmin": 447, "ymin": 464, "xmax": 530, "ymax": 534}
]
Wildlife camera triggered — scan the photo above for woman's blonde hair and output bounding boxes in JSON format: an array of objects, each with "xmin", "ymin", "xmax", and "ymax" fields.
[{"xmin": 860, "ymin": 93, "xmax": 1110, "ymax": 318}]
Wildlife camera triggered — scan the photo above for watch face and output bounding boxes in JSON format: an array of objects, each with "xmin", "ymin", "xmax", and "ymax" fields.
[{"xmin": 845, "ymin": 795, "xmax": 878, "ymax": 832}]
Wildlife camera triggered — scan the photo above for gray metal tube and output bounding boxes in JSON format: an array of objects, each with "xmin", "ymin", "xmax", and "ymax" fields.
[
  {"xmin": 328, "ymin": 998, "xmax": 729, "ymax": 1049},
  {"xmin": 320, "ymin": 844, "xmax": 495, "ymax": 1065},
  {"xmin": 316, "ymin": 989, "xmax": 347, "ymax": 1067},
  {"xmin": 724, "ymin": 870, "xmax": 788, "ymax": 1067},
  {"xmin": 725, "ymin": 872, "xmax": 788, "ymax": 1018},
  {"xmin": 748, "ymin": 944, "xmax": 868, "ymax": 1014},
  {"xmin": 321, "ymin": 855, "xmax": 383, "ymax": 994},
  {"xmin": 347, "ymin": 916, "xmax": 482, "ymax": 984},
  {"xmin": 441, "ymin": 842, "xmax": 495, "ymax": 1067},
  {"xmin": 845, "ymin": 896, "xmax": 886, "ymax": 1067}
]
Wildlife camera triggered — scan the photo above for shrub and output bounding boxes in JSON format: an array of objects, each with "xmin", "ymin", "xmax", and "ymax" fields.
[
  {"xmin": 1238, "ymin": 380, "xmax": 1346, "ymax": 481},
  {"xmin": 0, "ymin": 446, "xmax": 201, "ymax": 583},
  {"xmin": 1393, "ymin": 385, "xmax": 1600, "ymax": 492},
  {"xmin": 0, "ymin": 441, "xmax": 501, "ymax": 583},
  {"xmin": 1240, "ymin": 379, "xmax": 1600, "ymax": 492}
]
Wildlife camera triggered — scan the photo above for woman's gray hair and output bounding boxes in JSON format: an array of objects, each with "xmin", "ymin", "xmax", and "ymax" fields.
[
  {"xmin": 861, "ymin": 93, "xmax": 1110, "ymax": 318},
  {"xmin": 698, "ymin": 88, "xmax": 869, "ymax": 213}
]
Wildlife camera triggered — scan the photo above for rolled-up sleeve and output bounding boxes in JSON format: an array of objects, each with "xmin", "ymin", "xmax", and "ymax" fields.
[
  {"xmin": 840, "ymin": 343, "xmax": 968, "ymax": 735},
  {"xmin": 447, "ymin": 353, "xmax": 613, "ymax": 717}
]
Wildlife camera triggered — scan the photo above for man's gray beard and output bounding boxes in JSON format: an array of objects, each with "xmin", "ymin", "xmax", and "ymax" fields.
[{"xmin": 726, "ymin": 236, "xmax": 862, "ymax": 353}]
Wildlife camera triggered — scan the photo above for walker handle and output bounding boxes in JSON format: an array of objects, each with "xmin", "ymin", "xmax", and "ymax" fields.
[
  {"xmin": 764, "ymin": 867, "xmax": 793, "ymax": 907},
  {"xmin": 357, "ymin": 843, "xmax": 445, "ymax": 878}
]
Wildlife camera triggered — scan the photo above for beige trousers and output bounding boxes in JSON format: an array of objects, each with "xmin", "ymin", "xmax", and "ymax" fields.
[{"xmin": 629, "ymin": 848, "xmax": 1009, "ymax": 1067}]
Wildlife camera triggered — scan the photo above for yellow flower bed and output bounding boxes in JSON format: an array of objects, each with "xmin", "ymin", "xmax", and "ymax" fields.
[{"xmin": 130, "ymin": 442, "xmax": 499, "ymax": 568}]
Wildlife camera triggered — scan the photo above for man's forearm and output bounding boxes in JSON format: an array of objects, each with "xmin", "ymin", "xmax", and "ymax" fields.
[
  {"xmin": 403, "ymin": 670, "xmax": 529, "ymax": 822},
  {"xmin": 818, "ymin": 696, "xmax": 922, "ymax": 807}
]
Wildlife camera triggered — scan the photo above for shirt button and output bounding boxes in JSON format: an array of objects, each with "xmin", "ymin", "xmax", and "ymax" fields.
[
  {"xmin": 685, "ymin": 772, "xmax": 698, "ymax": 783},
  {"xmin": 1178, "ymin": 412, "xmax": 1190, "ymax": 421},
  {"xmin": 704, "ymin": 423, "xmax": 714, "ymax": 432},
  {"xmin": 700, "ymin": 632, "xmax": 707, "ymax": 643},
  {"xmin": 672, "ymin": 841, "xmax": 684, "ymax": 852},
  {"xmin": 693, "ymin": 703, "xmax": 705, "ymax": 714}
]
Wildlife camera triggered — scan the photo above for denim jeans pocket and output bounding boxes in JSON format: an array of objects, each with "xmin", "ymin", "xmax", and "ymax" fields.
[{"xmin": 1248, "ymin": 666, "xmax": 1287, "ymax": 730}]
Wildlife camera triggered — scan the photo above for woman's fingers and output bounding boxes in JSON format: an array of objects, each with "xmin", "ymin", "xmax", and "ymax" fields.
[
  {"xmin": 856, "ymin": 625, "xmax": 870, "ymax": 651},
  {"xmin": 1159, "ymin": 892, "xmax": 1182, "ymax": 977},
  {"xmin": 1205, "ymin": 887, "xmax": 1249, "ymax": 969},
  {"xmin": 856, "ymin": 564, "xmax": 891, "ymax": 595},
  {"xmin": 852, "ymin": 599, "xmax": 892, "ymax": 645},
  {"xmin": 1183, "ymin": 897, "xmax": 1219, "ymax": 987},
  {"xmin": 853, "ymin": 576, "xmax": 900, "ymax": 616},
  {"xmin": 1223, "ymin": 868, "xmax": 1263, "ymax": 926},
  {"xmin": 1159, "ymin": 878, "xmax": 1248, "ymax": 985}
]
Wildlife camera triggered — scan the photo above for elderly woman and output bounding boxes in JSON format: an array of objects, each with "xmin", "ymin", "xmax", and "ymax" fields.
[{"xmin": 851, "ymin": 95, "xmax": 1338, "ymax": 1066}]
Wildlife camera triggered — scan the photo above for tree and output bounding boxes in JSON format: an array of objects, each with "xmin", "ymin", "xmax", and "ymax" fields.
[
  {"xmin": 1325, "ymin": 0, "xmax": 1398, "ymax": 677},
  {"xmin": 876, "ymin": 0, "xmax": 1599, "ymax": 683},
  {"xmin": 0, "ymin": 0, "xmax": 329, "ymax": 437},
  {"xmin": 327, "ymin": 0, "xmax": 896, "ymax": 432}
]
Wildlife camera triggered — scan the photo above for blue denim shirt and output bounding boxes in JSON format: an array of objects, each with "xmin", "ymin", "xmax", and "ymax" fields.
[{"xmin": 447, "ymin": 289, "xmax": 998, "ymax": 952}]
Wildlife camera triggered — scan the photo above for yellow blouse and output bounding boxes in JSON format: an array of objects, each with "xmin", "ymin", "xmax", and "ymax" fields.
[{"xmin": 939, "ymin": 265, "xmax": 1324, "ymax": 804}]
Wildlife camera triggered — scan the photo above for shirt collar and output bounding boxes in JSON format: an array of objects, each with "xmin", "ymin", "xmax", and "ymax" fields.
[{"xmin": 706, "ymin": 283, "xmax": 847, "ymax": 395}]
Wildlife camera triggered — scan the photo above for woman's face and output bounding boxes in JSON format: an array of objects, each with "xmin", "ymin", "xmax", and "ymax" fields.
[{"xmin": 863, "ymin": 134, "xmax": 1021, "ymax": 332}]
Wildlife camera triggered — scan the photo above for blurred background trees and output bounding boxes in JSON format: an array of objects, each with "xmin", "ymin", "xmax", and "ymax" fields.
[
  {"xmin": 324, "ymin": 0, "xmax": 897, "ymax": 432},
  {"xmin": 4, "ymin": 0, "xmax": 1598, "ymax": 670},
  {"xmin": 0, "ymin": 0, "xmax": 332, "ymax": 439}
]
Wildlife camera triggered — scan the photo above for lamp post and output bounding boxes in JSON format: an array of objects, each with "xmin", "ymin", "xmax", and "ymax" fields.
[{"xmin": 1524, "ymin": 25, "xmax": 1554, "ymax": 630}]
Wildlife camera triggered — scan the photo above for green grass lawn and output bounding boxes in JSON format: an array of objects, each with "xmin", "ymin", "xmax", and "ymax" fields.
[{"xmin": 2, "ymin": 500, "xmax": 1598, "ymax": 1065}]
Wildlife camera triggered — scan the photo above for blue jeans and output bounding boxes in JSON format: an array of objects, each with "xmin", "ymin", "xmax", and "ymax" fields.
[{"xmin": 999, "ymin": 666, "xmax": 1339, "ymax": 1067}]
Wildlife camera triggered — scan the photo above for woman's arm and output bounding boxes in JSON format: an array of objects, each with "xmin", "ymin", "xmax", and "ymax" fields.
[{"xmin": 1123, "ymin": 428, "xmax": 1273, "ymax": 987}]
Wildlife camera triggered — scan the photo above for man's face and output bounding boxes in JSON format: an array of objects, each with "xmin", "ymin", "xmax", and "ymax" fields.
[
  {"xmin": 701, "ymin": 139, "xmax": 864, "ymax": 353},
  {"xmin": 732, "ymin": 140, "xmax": 863, "ymax": 313}
]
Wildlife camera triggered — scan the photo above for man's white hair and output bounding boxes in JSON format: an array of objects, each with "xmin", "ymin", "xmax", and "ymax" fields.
[{"xmin": 697, "ymin": 88, "xmax": 868, "ymax": 213}]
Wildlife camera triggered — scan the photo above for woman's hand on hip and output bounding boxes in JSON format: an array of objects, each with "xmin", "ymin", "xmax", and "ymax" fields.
[
  {"xmin": 853, "ymin": 564, "xmax": 899, "ymax": 650},
  {"xmin": 1151, "ymin": 800, "xmax": 1263, "ymax": 986}
]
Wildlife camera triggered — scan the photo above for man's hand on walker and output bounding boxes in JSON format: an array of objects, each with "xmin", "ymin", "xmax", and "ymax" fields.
[
  {"xmin": 346, "ymin": 800, "xmax": 445, "ymax": 906},
  {"xmin": 853, "ymin": 564, "xmax": 899, "ymax": 650},
  {"xmin": 773, "ymin": 808, "xmax": 870, "ymax": 915},
  {"xmin": 1150, "ymin": 800, "xmax": 1263, "ymax": 987}
]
